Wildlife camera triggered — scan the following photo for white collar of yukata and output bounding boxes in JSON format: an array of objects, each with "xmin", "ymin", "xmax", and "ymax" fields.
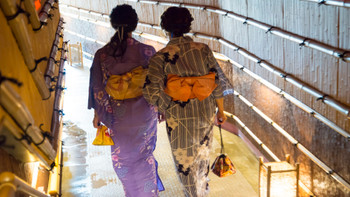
[{"xmin": 168, "ymin": 36, "xmax": 193, "ymax": 45}]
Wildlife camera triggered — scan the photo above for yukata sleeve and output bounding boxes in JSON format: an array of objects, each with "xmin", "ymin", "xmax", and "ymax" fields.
[
  {"xmin": 88, "ymin": 50, "xmax": 113, "ymax": 128},
  {"xmin": 205, "ymin": 46, "xmax": 234, "ymax": 98},
  {"xmin": 205, "ymin": 46, "xmax": 224, "ymax": 99},
  {"xmin": 143, "ymin": 54, "xmax": 171, "ymax": 113}
]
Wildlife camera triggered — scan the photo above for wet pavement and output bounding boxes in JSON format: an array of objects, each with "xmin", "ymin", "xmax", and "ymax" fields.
[{"xmin": 61, "ymin": 59, "xmax": 258, "ymax": 197}]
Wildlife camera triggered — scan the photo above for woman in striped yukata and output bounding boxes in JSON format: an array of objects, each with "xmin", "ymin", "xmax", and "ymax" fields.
[{"xmin": 143, "ymin": 7, "xmax": 231, "ymax": 197}]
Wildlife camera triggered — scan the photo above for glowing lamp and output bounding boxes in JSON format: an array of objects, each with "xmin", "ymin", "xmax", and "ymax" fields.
[{"xmin": 259, "ymin": 155, "xmax": 299, "ymax": 197}]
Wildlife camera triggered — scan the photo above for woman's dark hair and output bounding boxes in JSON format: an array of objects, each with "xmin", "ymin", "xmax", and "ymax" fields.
[
  {"xmin": 160, "ymin": 7, "xmax": 193, "ymax": 37},
  {"xmin": 109, "ymin": 4, "xmax": 138, "ymax": 57}
]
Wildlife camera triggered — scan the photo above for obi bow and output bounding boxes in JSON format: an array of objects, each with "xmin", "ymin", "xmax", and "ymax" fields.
[
  {"xmin": 105, "ymin": 66, "xmax": 147, "ymax": 100},
  {"xmin": 164, "ymin": 72, "xmax": 217, "ymax": 102}
]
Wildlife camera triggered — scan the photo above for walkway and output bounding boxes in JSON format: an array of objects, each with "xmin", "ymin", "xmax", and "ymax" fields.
[{"xmin": 61, "ymin": 59, "xmax": 258, "ymax": 197}]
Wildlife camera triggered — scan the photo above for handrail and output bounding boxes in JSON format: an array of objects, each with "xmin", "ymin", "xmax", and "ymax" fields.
[
  {"xmin": 301, "ymin": 0, "xmax": 350, "ymax": 8},
  {"xmin": 38, "ymin": 0, "xmax": 56, "ymax": 24},
  {"xmin": 51, "ymin": 40, "xmax": 67, "ymax": 153},
  {"xmin": 0, "ymin": 81, "xmax": 57, "ymax": 160},
  {"xmin": 0, "ymin": 172, "xmax": 49, "ymax": 197},
  {"xmin": 61, "ymin": 4, "xmax": 350, "ymax": 118},
  {"xmin": 48, "ymin": 139, "xmax": 63, "ymax": 196},
  {"xmin": 62, "ymin": 26, "xmax": 350, "ymax": 139},
  {"xmin": 225, "ymin": 91, "xmax": 350, "ymax": 190},
  {"xmin": 226, "ymin": 112, "xmax": 315, "ymax": 196},
  {"xmin": 0, "ymin": 116, "xmax": 54, "ymax": 169},
  {"xmin": 23, "ymin": 0, "xmax": 41, "ymax": 31},
  {"xmin": 0, "ymin": 0, "xmax": 50, "ymax": 99},
  {"xmin": 63, "ymin": 27, "xmax": 350, "ymax": 191},
  {"xmin": 61, "ymin": 8, "xmax": 350, "ymax": 138},
  {"xmin": 124, "ymin": 0, "xmax": 350, "ymax": 62},
  {"xmin": 45, "ymin": 18, "xmax": 65, "ymax": 88}
]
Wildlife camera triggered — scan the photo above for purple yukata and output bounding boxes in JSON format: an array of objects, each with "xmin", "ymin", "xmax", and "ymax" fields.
[{"xmin": 88, "ymin": 37, "xmax": 164, "ymax": 197}]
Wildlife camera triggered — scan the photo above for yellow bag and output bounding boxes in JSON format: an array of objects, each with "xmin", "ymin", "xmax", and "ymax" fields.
[{"xmin": 92, "ymin": 125, "xmax": 114, "ymax": 145}]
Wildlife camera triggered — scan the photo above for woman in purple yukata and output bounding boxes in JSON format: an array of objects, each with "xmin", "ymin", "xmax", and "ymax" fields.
[{"xmin": 88, "ymin": 4, "xmax": 164, "ymax": 197}]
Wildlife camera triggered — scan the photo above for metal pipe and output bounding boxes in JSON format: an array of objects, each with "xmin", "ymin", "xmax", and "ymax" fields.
[
  {"xmin": 301, "ymin": 0, "xmax": 350, "ymax": 8},
  {"xmin": 82, "ymin": 5, "xmax": 349, "ymax": 118},
  {"xmin": 63, "ymin": 27, "xmax": 350, "ymax": 190},
  {"xmin": 229, "ymin": 113, "xmax": 281, "ymax": 162},
  {"xmin": 45, "ymin": 18, "xmax": 64, "ymax": 88},
  {"xmin": 124, "ymin": 0, "xmax": 350, "ymax": 62},
  {"xmin": 225, "ymin": 90, "xmax": 350, "ymax": 190},
  {"xmin": 38, "ymin": 0, "xmax": 55, "ymax": 24},
  {"xmin": 228, "ymin": 112, "xmax": 314, "ymax": 196},
  {"xmin": 63, "ymin": 18, "xmax": 350, "ymax": 138},
  {"xmin": 0, "ymin": 172, "xmax": 49, "ymax": 197},
  {"xmin": 51, "ymin": 41, "xmax": 67, "ymax": 153},
  {"xmin": 192, "ymin": 31, "xmax": 350, "ymax": 118}
]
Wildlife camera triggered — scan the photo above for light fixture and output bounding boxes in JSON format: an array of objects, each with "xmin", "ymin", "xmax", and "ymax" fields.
[{"xmin": 259, "ymin": 155, "xmax": 299, "ymax": 197}]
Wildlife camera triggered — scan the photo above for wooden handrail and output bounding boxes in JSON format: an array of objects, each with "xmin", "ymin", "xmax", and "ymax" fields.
[
  {"xmin": 0, "ymin": 172, "xmax": 49, "ymax": 197},
  {"xmin": 0, "ymin": 0, "xmax": 50, "ymax": 99}
]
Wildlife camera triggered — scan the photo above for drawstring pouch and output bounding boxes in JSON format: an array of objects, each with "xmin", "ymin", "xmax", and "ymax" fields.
[
  {"xmin": 92, "ymin": 125, "xmax": 114, "ymax": 146},
  {"xmin": 211, "ymin": 125, "xmax": 236, "ymax": 177}
]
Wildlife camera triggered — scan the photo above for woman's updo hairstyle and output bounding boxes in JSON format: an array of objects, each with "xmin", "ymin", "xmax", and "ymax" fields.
[
  {"xmin": 109, "ymin": 4, "xmax": 138, "ymax": 57},
  {"xmin": 160, "ymin": 7, "xmax": 194, "ymax": 37}
]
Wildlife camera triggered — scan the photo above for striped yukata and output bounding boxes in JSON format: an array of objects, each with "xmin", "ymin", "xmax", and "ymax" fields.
[{"xmin": 143, "ymin": 36, "xmax": 229, "ymax": 197}]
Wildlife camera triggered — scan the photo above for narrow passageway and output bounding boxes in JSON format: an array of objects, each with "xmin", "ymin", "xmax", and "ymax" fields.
[
  {"xmin": 61, "ymin": 60, "xmax": 258, "ymax": 197},
  {"xmin": 1, "ymin": 1, "xmax": 349, "ymax": 196}
]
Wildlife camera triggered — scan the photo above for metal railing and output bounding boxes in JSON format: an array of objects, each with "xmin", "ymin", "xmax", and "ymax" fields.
[
  {"xmin": 125, "ymin": 0, "xmax": 350, "ymax": 62},
  {"xmin": 301, "ymin": 0, "xmax": 350, "ymax": 8}
]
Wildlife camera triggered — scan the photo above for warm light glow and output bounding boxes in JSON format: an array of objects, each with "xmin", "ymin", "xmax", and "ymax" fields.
[
  {"xmin": 34, "ymin": 0, "xmax": 41, "ymax": 11},
  {"xmin": 225, "ymin": 111, "xmax": 281, "ymax": 162},
  {"xmin": 132, "ymin": 32, "xmax": 169, "ymax": 45},
  {"xmin": 260, "ymin": 158, "xmax": 299, "ymax": 197},
  {"xmin": 48, "ymin": 141, "xmax": 62, "ymax": 195},
  {"xmin": 31, "ymin": 162, "xmax": 40, "ymax": 188}
]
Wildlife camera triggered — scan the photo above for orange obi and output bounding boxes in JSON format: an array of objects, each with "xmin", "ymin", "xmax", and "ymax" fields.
[
  {"xmin": 105, "ymin": 66, "xmax": 147, "ymax": 100},
  {"xmin": 164, "ymin": 73, "xmax": 217, "ymax": 102}
]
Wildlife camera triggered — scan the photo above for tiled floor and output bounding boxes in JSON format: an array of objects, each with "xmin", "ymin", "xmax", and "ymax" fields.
[{"xmin": 61, "ymin": 59, "xmax": 258, "ymax": 197}]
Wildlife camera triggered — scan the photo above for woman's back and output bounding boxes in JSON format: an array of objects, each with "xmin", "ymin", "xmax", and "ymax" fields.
[{"xmin": 97, "ymin": 38, "xmax": 155, "ymax": 75}]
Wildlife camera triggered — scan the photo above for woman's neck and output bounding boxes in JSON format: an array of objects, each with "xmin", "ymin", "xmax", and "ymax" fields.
[{"xmin": 170, "ymin": 33, "xmax": 183, "ymax": 39}]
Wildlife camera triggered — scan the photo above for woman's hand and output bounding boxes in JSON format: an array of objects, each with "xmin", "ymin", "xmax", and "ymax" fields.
[
  {"xmin": 93, "ymin": 113, "xmax": 101, "ymax": 128},
  {"xmin": 215, "ymin": 98, "xmax": 226, "ymax": 125},
  {"xmin": 158, "ymin": 112, "xmax": 166, "ymax": 123},
  {"xmin": 216, "ymin": 111, "xmax": 227, "ymax": 125}
]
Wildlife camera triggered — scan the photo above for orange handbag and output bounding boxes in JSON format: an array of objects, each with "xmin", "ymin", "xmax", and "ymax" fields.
[{"xmin": 211, "ymin": 125, "xmax": 236, "ymax": 177}]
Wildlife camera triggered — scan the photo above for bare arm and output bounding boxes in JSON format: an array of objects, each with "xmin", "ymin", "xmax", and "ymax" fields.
[{"xmin": 216, "ymin": 97, "xmax": 227, "ymax": 125}]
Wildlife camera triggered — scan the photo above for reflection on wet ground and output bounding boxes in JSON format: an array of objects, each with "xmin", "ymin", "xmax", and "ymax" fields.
[
  {"xmin": 61, "ymin": 60, "xmax": 258, "ymax": 197},
  {"xmin": 62, "ymin": 121, "xmax": 89, "ymax": 197}
]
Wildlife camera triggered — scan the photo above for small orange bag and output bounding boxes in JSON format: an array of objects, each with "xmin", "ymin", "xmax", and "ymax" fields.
[
  {"xmin": 92, "ymin": 125, "xmax": 114, "ymax": 146},
  {"xmin": 211, "ymin": 125, "xmax": 236, "ymax": 177}
]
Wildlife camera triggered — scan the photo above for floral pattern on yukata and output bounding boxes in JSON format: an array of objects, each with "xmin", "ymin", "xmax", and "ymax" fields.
[
  {"xmin": 89, "ymin": 38, "xmax": 164, "ymax": 196},
  {"xmin": 111, "ymin": 146, "xmax": 123, "ymax": 168},
  {"xmin": 139, "ymin": 130, "xmax": 156, "ymax": 154}
]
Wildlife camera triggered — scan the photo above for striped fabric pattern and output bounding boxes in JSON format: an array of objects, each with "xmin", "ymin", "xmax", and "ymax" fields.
[{"xmin": 143, "ymin": 36, "xmax": 227, "ymax": 197}]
